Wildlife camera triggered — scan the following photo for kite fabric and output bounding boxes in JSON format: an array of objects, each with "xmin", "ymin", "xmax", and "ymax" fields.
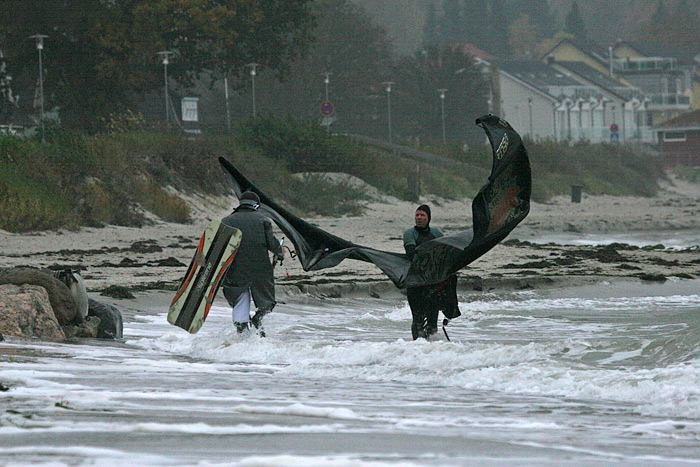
[{"xmin": 218, "ymin": 114, "xmax": 531, "ymax": 289}]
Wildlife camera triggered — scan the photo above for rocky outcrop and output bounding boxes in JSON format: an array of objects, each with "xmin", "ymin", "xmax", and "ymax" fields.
[
  {"xmin": 0, "ymin": 267, "xmax": 80, "ymax": 326},
  {"xmin": 0, "ymin": 284, "xmax": 66, "ymax": 341},
  {"xmin": 0, "ymin": 267, "xmax": 124, "ymax": 341},
  {"xmin": 88, "ymin": 298, "xmax": 123, "ymax": 339},
  {"xmin": 64, "ymin": 314, "xmax": 102, "ymax": 339}
]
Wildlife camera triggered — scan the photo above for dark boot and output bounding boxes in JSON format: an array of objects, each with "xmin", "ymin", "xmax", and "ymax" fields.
[
  {"xmin": 234, "ymin": 321, "xmax": 249, "ymax": 334},
  {"xmin": 411, "ymin": 321, "xmax": 428, "ymax": 340},
  {"xmin": 250, "ymin": 302, "xmax": 275, "ymax": 330}
]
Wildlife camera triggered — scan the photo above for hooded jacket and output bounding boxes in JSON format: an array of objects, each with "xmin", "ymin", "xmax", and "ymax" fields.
[{"xmin": 221, "ymin": 200, "xmax": 283, "ymax": 310}]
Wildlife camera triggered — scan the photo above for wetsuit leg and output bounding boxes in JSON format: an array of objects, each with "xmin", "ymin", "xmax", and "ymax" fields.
[
  {"xmin": 425, "ymin": 305, "xmax": 439, "ymax": 337},
  {"xmin": 407, "ymin": 286, "xmax": 429, "ymax": 340}
]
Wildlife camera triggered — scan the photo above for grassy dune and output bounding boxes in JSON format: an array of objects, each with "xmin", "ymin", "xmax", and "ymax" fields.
[{"xmin": 0, "ymin": 118, "xmax": 664, "ymax": 233}]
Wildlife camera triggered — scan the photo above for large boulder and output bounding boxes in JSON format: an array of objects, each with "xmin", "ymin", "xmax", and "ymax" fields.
[
  {"xmin": 0, "ymin": 267, "xmax": 80, "ymax": 326},
  {"xmin": 0, "ymin": 284, "xmax": 66, "ymax": 341},
  {"xmin": 88, "ymin": 298, "xmax": 123, "ymax": 339}
]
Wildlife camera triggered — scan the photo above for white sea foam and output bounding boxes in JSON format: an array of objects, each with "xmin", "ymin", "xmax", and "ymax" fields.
[
  {"xmin": 0, "ymin": 420, "xmax": 344, "ymax": 435},
  {"xmin": 231, "ymin": 403, "xmax": 359, "ymax": 420},
  {"xmin": 224, "ymin": 455, "xmax": 428, "ymax": 467},
  {"xmin": 5, "ymin": 287, "xmax": 700, "ymax": 465},
  {"xmin": 0, "ymin": 446, "xmax": 174, "ymax": 467},
  {"xmin": 131, "ymin": 324, "xmax": 700, "ymax": 418}
]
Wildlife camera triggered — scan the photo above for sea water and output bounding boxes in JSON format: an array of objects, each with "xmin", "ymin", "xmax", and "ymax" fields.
[
  {"xmin": 2, "ymin": 279, "xmax": 700, "ymax": 466},
  {"xmin": 515, "ymin": 229, "xmax": 700, "ymax": 249}
]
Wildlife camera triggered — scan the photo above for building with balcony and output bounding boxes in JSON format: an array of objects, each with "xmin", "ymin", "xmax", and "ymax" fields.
[
  {"xmin": 610, "ymin": 42, "xmax": 698, "ymax": 125},
  {"xmin": 483, "ymin": 58, "xmax": 648, "ymax": 144}
]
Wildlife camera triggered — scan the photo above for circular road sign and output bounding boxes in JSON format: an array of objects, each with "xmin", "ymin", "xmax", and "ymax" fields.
[{"xmin": 321, "ymin": 101, "xmax": 334, "ymax": 117}]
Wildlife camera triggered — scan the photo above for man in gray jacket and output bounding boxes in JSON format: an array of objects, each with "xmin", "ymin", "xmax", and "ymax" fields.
[{"xmin": 222, "ymin": 191, "xmax": 284, "ymax": 334}]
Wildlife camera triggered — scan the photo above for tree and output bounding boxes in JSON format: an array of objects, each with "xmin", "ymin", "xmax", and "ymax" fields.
[
  {"xmin": 564, "ymin": 0, "xmax": 588, "ymax": 39},
  {"xmin": 0, "ymin": 0, "xmax": 315, "ymax": 131},
  {"xmin": 488, "ymin": 0, "xmax": 511, "ymax": 55},
  {"xmin": 391, "ymin": 45, "xmax": 487, "ymax": 144},
  {"xmin": 513, "ymin": 0, "xmax": 555, "ymax": 38},
  {"xmin": 508, "ymin": 14, "xmax": 542, "ymax": 58},
  {"xmin": 231, "ymin": 0, "xmax": 393, "ymax": 137},
  {"xmin": 636, "ymin": 0, "xmax": 700, "ymax": 45}
]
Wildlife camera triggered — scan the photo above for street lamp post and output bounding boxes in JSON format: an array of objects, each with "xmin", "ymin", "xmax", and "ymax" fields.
[
  {"xmin": 247, "ymin": 63, "xmax": 258, "ymax": 118},
  {"xmin": 157, "ymin": 51, "xmax": 174, "ymax": 128},
  {"xmin": 437, "ymin": 88, "xmax": 447, "ymax": 143},
  {"xmin": 382, "ymin": 81, "xmax": 394, "ymax": 145},
  {"xmin": 29, "ymin": 34, "xmax": 48, "ymax": 142},
  {"xmin": 224, "ymin": 74, "xmax": 231, "ymax": 131},
  {"xmin": 322, "ymin": 72, "xmax": 332, "ymax": 101}
]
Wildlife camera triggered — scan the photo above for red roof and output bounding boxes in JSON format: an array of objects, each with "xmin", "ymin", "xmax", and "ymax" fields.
[
  {"xmin": 461, "ymin": 43, "xmax": 493, "ymax": 60},
  {"xmin": 656, "ymin": 109, "xmax": 700, "ymax": 129}
]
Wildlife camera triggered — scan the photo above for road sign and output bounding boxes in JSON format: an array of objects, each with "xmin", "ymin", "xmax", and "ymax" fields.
[{"xmin": 321, "ymin": 101, "xmax": 334, "ymax": 116}]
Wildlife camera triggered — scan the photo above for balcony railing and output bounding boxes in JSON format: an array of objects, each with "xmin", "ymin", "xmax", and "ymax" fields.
[
  {"xmin": 613, "ymin": 57, "xmax": 678, "ymax": 72},
  {"xmin": 646, "ymin": 93, "xmax": 691, "ymax": 107},
  {"xmin": 556, "ymin": 126, "xmax": 657, "ymax": 144}
]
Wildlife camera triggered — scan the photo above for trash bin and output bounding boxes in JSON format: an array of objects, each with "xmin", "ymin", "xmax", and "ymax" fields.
[
  {"xmin": 407, "ymin": 171, "xmax": 420, "ymax": 202},
  {"xmin": 570, "ymin": 185, "xmax": 582, "ymax": 203}
]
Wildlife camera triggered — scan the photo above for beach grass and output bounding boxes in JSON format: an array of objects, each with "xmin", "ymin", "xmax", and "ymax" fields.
[{"xmin": 0, "ymin": 118, "xmax": 667, "ymax": 232}]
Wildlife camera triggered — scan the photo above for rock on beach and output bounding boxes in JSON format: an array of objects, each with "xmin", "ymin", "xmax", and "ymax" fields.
[
  {"xmin": 0, "ymin": 267, "xmax": 80, "ymax": 326},
  {"xmin": 0, "ymin": 283, "xmax": 66, "ymax": 341}
]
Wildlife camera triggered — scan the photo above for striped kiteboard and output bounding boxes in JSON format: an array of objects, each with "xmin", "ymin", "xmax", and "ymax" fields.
[{"xmin": 168, "ymin": 220, "xmax": 242, "ymax": 334}]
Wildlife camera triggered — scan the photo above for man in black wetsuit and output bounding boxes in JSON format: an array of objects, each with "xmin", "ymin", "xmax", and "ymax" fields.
[
  {"xmin": 403, "ymin": 204, "xmax": 459, "ymax": 340},
  {"xmin": 221, "ymin": 191, "xmax": 284, "ymax": 334}
]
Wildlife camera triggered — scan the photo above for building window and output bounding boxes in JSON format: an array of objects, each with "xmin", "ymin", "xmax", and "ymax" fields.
[{"xmin": 663, "ymin": 131, "xmax": 686, "ymax": 142}]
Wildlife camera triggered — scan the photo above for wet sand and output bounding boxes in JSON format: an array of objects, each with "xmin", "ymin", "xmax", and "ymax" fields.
[{"xmin": 0, "ymin": 175, "xmax": 699, "ymax": 299}]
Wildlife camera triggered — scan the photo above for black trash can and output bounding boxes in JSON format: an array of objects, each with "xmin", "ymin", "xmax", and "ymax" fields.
[
  {"xmin": 570, "ymin": 185, "xmax": 582, "ymax": 203},
  {"xmin": 407, "ymin": 171, "xmax": 420, "ymax": 202}
]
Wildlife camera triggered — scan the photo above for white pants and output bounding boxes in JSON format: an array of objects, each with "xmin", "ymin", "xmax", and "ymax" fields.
[{"xmin": 232, "ymin": 289, "xmax": 251, "ymax": 323}]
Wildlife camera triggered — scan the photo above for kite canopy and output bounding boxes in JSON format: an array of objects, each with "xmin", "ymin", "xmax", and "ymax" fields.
[{"xmin": 219, "ymin": 114, "xmax": 531, "ymax": 289}]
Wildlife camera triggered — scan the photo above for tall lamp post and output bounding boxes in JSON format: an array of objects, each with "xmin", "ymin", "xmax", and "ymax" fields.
[
  {"xmin": 437, "ymin": 88, "xmax": 447, "ymax": 143},
  {"xmin": 247, "ymin": 63, "xmax": 258, "ymax": 118},
  {"xmin": 157, "ymin": 51, "xmax": 174, "ymax": 128},
  {"xmin": 223, "ymin": 64, "xmax": 231, "ymax": 131},
  {"xmin": 29, "ymin": 34, "xmax": 48, "ymax": 142},
  {"xmin": 382, "ymin": 81, "xmax": 394, "ymax": 145},
  {"xmin": 527, "ymin": 97, "xmax": 533, "ymax": 138},
  {"xmin": 321, "ymin": 72, "xmax": 332, "ymax": 101}
]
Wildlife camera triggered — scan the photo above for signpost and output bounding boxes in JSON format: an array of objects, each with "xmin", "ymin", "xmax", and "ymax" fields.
[
  {"xmin": 320, "ymin": 101, "xmax": 335, "ymax": 129},
  {"xmin": 321, "ymin": 101, "xmax": 334, "ymax": 117}
]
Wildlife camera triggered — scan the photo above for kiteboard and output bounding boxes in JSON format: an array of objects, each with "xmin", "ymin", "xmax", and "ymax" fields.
[{"xmin": 168, "ymin": 220, "xmax": 242, "ymax": 334}]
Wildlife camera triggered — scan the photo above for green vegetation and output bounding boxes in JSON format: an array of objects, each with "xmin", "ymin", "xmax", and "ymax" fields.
[
  {"xmin": 0, "ymin": 0, "xmax": 315, "ymax": 131},
  {"xmin": 422, "ymin": 137, "xmax": 665, "ymax": 202},
  {"xmin": 0, "ymin": 117, "xmax": 667, "ymax": 233}
]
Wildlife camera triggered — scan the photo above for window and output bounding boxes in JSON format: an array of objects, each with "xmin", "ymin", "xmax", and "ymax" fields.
[{"xmin": 663, "ymin": 131, "xmax": 686, "ymax": 142}]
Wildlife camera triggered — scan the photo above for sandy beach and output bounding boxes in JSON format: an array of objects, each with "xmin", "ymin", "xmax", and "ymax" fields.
[{"xmin": 1, "ymin": 172, "xmax": 699, "ymax": 300}]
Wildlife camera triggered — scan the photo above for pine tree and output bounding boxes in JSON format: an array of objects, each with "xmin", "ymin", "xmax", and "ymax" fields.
[
  {"xmin": 489, "ymin": 0, "xmax": 511, "ymax": 56},
  {"xmin": 515, "ymin": 0, "xmax": 556, "ymax": 37},
  {"xmin": 651, "ymin": 0, "xmax": 668, "ymax": 24},
  {"xmin": 564, "ymin": 0, "xmax": 588, "ymax": 39},
  {"xmin": 424, "ymin": 3, "xmax": 439, "ymax": 46}
]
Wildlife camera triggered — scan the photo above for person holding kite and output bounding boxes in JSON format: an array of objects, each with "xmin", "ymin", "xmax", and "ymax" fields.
[
  {"xmin": 403, "ymin": 204, "xmax": 460, "ymax": 340},
  {"xmin": 217, "ymin": 115, "xmax": 531, "ymax": 340},
  {"xmin": 221, "ymin": 191, "xmax": 284, "ymax": 334}
]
